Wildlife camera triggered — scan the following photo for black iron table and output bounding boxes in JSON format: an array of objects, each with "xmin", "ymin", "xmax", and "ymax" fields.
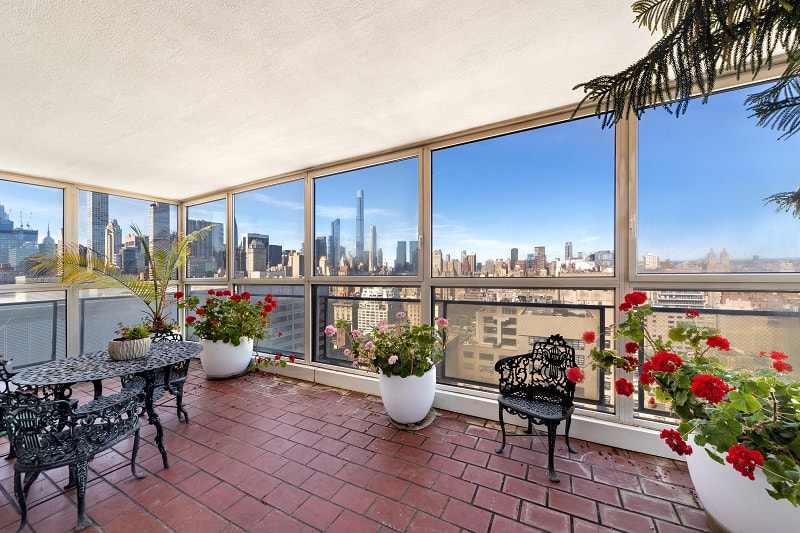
[{"xmin": 12, "ymin": 341, "xmax": 202, "ymax": 468}]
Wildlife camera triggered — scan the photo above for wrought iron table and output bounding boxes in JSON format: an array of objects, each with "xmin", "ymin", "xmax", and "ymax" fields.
[{"xmin": 11, "ymin": 341, "xmax": 202, "ymax": 468}]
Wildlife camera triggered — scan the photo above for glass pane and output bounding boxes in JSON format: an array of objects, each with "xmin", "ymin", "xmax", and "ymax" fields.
[
  {"xmin": 79, "ymin": 290, "xmax": 170, "ymax": 353},
  {"xmin": 315, "ymin": 285, "xmax": 422, "ymax": 366},
  {"xmin": 237, "ymin": 284, "xmax": 304, "ymax": 360},
  {"xmin": 314, "ymin": 158, "xmax": 419, "ymax": 276},
  {"xmin": 78, "ymin": 191, "xmax": 178, "ymax": 277},
  {"xmin": 0, "ymin": 179, "xmax": 63, "ymax": 285},
  {"xmin": 632, "ymin": 290, "xmax": 800, "ymax": 422},
  {"xmin": 186, "ymin": 199, "xmax": 227, "ymax": 278},
  {"xmin": 233, "ymin": 180, "xmax": 304, "ymax": 279},
  {"xmin": 0, "ymin": 291, "xmax": 66, "ymax": 368},
  {"xmin": 182, "ymin": 285, "xmax": 227, "ymax": 341},
  {"xmin": 434, "ymin": 287, "xmax": 615, "ymax": 413},
  {"xmin": 638, "ymin": 83, "xmax": 800, "ymax": 273},
  {"xmin": 432, "ymin": 118, "xmax": 615, "ymax": 277}
]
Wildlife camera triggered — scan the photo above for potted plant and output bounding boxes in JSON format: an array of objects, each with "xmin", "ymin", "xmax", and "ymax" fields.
[
  {"xmin": 581, "ymin": 291, "xmax": 800, "ymax": 530},
  {"xmin": 324, "ymin": 312, "xmax": 448, "ymax": 426},
  {"xmin": 176, "ymin": 289, "xmax": 278, "ymax": 379},
  {"xmin": 108, "ymin": 323, "xmax": 152, "ymax": 361},
  {"xmin": 30, "ymin": 223, "xmax": 215, "ymax": 334}
]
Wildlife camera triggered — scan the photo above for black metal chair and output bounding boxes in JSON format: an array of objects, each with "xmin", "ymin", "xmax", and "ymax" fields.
[
  {"xmin": 494, "ymin": 333, "xmax": 578, "ymax": 482},
  {"xmin": 120, "ymin": 330, "xmax": 191, "ymax": 421},
  {"xmin": 4, "ymin": 390, "xmax": 144, "ymax": 532}
]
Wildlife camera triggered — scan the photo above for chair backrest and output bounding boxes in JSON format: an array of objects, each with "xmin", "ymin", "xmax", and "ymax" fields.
[
  {"xmin": 496, "ymin": 334, "xmax": 577, "ymax": 407},
  {"xmin": 3, "ymin": 393, "xmax": 80, "ymax": 466}
]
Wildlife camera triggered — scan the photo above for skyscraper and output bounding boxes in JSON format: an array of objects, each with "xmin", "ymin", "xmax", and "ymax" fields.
[
  {"xmin": 329, "ymin": 219, "xmax": 340, "ymax": 270},
  {"xmin": 355, "ymin": 189, "xmax": 364, "ymax": 264},
  {"xmin": 104, "ymin": 219, "xmax": 122, "ymax": 264},
  {"xmin": 565, "ymin": 241, "xmax": 573, "ymax": 262},
  {"xmin": 87, "ymin": 192, "xmax": 108, "ymax": 253},
  {"xmin": 395, "ymin": 241, "xmax": 407, "ymax": 272},
  {"xmin": 368, "ymin": 225, "xmax": 377, "ymax": 272},
  {"xmin": 148, "ymin": 202, "xmax": 171, "ymax": 255}
]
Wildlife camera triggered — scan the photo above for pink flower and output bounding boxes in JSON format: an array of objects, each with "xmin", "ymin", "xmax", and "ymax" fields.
[
  {"xmin": 388, "ymin": 355, "xmax": 398, "ymax": 364},
  {"xmin": 436, "ymin": 317, "xmax": 449, "ymax": 327},
  {"xmin": 351, "ymin": 329, "xmax": 362, "ymax": 338},
  {"xmin": 364, "ymin": 341, "xmax": 375, "ymax": 351},
  {"xmin": 324, "ymin": 325, "xmax": 336, "ymax": 336},
  {"xmin": 396, "ymin": 311, "xmax": 407, "ymax": 319}
]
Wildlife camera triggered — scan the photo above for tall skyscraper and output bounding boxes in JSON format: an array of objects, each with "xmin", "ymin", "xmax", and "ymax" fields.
[
  {"xmin": 355, "ymin": 189, "xmax": 364, "ymax": 264},
  {"xmin": 395, "ymin": 241, "xmax": 407, "ymax": 272},
  {"xmin": 87, "ymin": 192, "xmax": 108, "ymax": 253},
  {"xmin": 329, "ymin": 219, "xmax": 340, "ymax": 270},
  {"xmin": 510, "ymin": 248, "xmax": 518, "ymax": 266},
  {"xmin": 104, "ymin": 219, "xmax": 122, "ymax": 264},
  {"xmin": 565, "ymin": 241, "xmax": 573, "ymax": 262},
  {"xmin": 368, "ymin": 225, "xmax": 377, "ymax": 272},
  {"xmin": 409, "ymin": 240, "xmax": 418, "ymax": 274},
  {"xmin": 148, "ymin": 202, "xmax": 171, "ymax": 254}
]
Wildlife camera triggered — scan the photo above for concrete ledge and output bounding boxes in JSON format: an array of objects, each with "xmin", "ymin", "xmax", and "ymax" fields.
[{"xmin": 267, "ymin": 363, "xmax": 670, "ymax": 459}]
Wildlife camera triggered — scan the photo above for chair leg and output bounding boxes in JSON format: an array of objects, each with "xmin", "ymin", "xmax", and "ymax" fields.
[
  {"xmin": 130, "ymin": 429, "xmax": 146, "ymax": 479},
  {"xmin": 495, "ymin": 406, "xmax": 508, "ymax": 453},
  {"xmin": 546, "ymin": 422, "xmax": 560, "ymax": 483},
  {"xmin": 74, "ymin": 461, "xmax": 92, "ymax": 531},
  {"xmin": 564, "ymin": 415, "xmax": 577, "ymax": 454},
  {"xmin": 14, "ymin": 471, "xmax": 27, "ymax": 532},
  {"xmin": 174, "ymin": 385, "xmax": 189, "ymax": 422}
]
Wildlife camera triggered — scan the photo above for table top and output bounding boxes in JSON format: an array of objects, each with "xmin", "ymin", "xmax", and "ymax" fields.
[{"xmin": 12, "ymin": 341, "xmax": 203, "ymax": 387}]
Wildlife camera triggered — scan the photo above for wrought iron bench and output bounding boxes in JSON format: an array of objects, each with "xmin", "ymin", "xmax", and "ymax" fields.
[
  {"xmin": 4, "ymin": 390, "xmax": 145, "ymax": 531},
  {"xmin": 494, "ymin": 333, "xmax": 578, "ymax": 482}
]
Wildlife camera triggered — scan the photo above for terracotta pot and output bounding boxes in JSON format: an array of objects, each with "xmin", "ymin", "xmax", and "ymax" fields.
[
  {"xmin": 108, "ymin": 337, "xmax": 152, "ymax": 361},
  {"xmin": 378, "ymin": 367, "xmax": 436, "ymax": 425},
  {"xmin": 198, "ymin": 337, "xmax": 253, "ymax": 379}
]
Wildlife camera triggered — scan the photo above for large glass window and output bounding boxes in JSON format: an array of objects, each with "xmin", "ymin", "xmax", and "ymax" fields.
[
  {"xmin": 233, "ymin": 180, "xmax": 304, "ymax": 279},
  {"xmin": 0, "ymin": 179, "xmax": 63, "ymax": 285},
  {"xmin": 434, "ymin": 287, "xmax": 615, "ymax": 413},
  {"xmin": 431, "ymin": 118, "xmax": 615, "ymax": 277},
  {"xmin": 186, "ymin": 199, "xmax": 226, "ymax": 278},
  {"xmin": 638, "ymin": 82, "xmax": 800, "ymax": 273},
  {"xmin": 237, "ymin": 284, "xmax": 304, "ymax": 360},
  {"xmin": 0, "ymin": 291, "xmax": 65, "ymax": 368},
  {"xmin": 632, "ymin": 290, "xmax": 800, "ymax": 421},
  {"xmin": 313, "ymin": 158, "xmax": 419, "ymax": 276}
]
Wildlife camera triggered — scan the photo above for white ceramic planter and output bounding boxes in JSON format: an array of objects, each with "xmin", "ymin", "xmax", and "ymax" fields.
[
  {"xmin": 199, "ymin": 337, "xmax": 254, "ymax": 379},
  {"xmin": 686, "ymin": 436, "xmax": 800, "ymax": 532},
  {"xmin": 378, "ymin": 367, "xmax": 436, "ymax": 425}
]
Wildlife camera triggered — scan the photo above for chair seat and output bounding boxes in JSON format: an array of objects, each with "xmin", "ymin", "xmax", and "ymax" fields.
[{"xmin": 497, "ymin": 395, "xmax": 575, "ymax": 422}]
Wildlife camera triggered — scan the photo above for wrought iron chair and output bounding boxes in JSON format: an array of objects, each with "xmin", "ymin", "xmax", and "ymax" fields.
[
  {"xmin": 120, "ymin": 330, "xmax": 191, "ymax": 421},
  {"xmin": 494, "ymin": 333, "xmax": 578, "ymax": 482},
  {"xmin": 4, "ymin": 390, "xmax": 144, "ymax": 531}
]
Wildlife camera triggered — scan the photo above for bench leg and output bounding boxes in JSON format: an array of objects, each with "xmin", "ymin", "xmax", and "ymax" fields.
[{"xmin": 14, "ymin": 471, "xmax": 29, "ymax": 532}]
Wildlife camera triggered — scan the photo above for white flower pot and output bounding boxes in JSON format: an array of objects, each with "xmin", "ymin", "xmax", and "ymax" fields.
[
  {"xmin": 378, "ymin": 367, "xmax": 436, "ymax": 425},
  {"xmin": 108, "ymin": 337, "xmax": 151, "ymax": 361},
  {"xmin": 686, "ymin": 436, "xmax": 800, "ymax": 532},
  {"xmin": 199, "ymin": 337, "xmax": 253, "ymax": 379}
]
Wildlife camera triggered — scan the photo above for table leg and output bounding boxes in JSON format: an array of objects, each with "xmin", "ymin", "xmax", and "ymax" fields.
[{"xmin": 142, "ymin": 373, "xmax": 170, "ymax": 468}]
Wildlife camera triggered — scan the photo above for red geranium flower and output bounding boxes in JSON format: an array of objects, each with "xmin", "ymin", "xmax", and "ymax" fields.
[
  {"xmin": 639, "ymin": 371, "xmax": 655, "ymax": 385},
  {"xmin": 643, "ymin": 351, "xmax": 683, "ymax": 373},
  {"xmin": 582, "ymin": 331, "xmax": 596, "ymax": 344},
  {"xmin": 685, "ymin": 309, "xmax": 700, "ymax": 317},
  {"xmin": 619, "ymin": 302, "xmax": 632, "ymax": 312},
  {"xmin": 624, "ymin": 342, "xmax": 640, "ymax": 354},
  {"xmin": 660, "ymin": 429, "xmax": 692, "ymax": 455},
  {"xmin": 706, "ymin": 335, "xmax": 731, "ymax": 351},
  {"xmin": 726, "ymin": 445, "xmax": 764, "ymax": 480},
  {"xmin": 769, "ymin": 351, "xmax": 788, "ymax": 361},
  {"xmin": 620, "ymin": 356, "xmax": 639, "ymax": 372},
  {"xmin": 567, "ymin": 367, "xmax": 585, "ymax": 383},
  {"xmin": 173, "ymin": 291, "xmax": 184, "ymax": 299},
  {"xmin": 772, "ymin": 360, "xmax": 793, "ymax": 373},
  {"xmin": 690, "ymin": 374, "xmax": 731, "ymax": 404},
  {"xmin": 185, "ymin": 315, "xmax": 196, "ymax": 323},
  {"xmin": 624, "ymin": 291, "xmax": 647, "ymax": 306},
  {"xmin": 615, "ymin": 378, "xmax": 634, "ymax": 396}
]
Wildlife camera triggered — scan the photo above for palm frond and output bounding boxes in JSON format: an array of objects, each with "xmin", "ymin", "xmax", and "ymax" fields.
[
  {"xmin": 573, "ymin": 0, "xmax": 798, "ymax": 127},
  {"xmin": 763, "ymin": 187, "xmax": 800, "ymax": 217},
  {"xmin": 745, "ymin": 55, "xmax": 800, "ymax": 138}
]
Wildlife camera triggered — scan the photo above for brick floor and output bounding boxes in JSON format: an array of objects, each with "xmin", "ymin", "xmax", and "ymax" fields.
[{"xmin": 0, "ymin": 360, "xmax": 710, "ymax": 532}]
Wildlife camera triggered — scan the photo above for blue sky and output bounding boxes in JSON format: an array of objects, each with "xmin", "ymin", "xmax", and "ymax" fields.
[{"xmin": 5, "ymin": 81, "xmax": 800, "ymax": 266}]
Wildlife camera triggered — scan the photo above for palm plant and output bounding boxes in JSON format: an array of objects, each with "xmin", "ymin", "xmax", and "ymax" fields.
[
  {"xmin": 573, "ymin": 0, "xmax": 800, "ymax": 216},
  {"xmin": 31, "ymin": 223, "xmax": 216, "ymax": 332}
]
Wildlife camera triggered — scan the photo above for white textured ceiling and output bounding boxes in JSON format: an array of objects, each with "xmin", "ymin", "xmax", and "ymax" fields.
[{"xmin": 0, "ymin": 1, "xmax": 657, "ymax": 200}]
